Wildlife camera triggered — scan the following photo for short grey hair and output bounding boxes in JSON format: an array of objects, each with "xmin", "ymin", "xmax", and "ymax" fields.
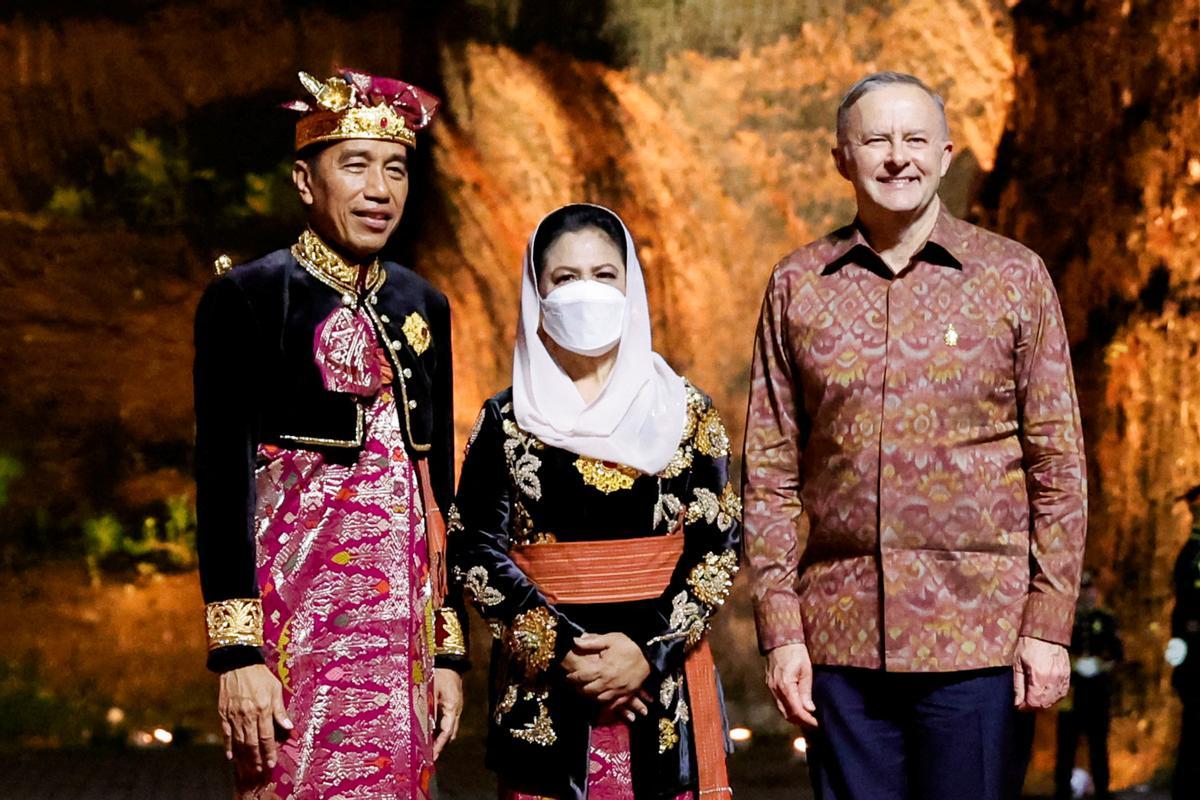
[{"xmin": 835, "ymin": 71, "xmax": 948, "ymax": 143}]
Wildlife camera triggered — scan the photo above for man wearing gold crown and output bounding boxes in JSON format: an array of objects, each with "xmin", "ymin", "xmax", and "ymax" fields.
[{"xmin": 193, "ymin": 69, "xmax": 467, "ymax": 800}]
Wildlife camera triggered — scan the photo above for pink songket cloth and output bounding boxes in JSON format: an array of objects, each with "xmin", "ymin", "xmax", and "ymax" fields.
[
  {"xmin": 502, "ymin": 723, "xmax": 693, "ymax": 800},
  {"xmin": 243, "ymin": 307, "xmax": 435, "ymax": 799}
]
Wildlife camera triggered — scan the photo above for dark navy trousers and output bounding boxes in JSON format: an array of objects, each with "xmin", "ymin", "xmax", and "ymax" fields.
[{"xmin": 807, "ymin": 666, "xmax": 1028, "ymax": 800}]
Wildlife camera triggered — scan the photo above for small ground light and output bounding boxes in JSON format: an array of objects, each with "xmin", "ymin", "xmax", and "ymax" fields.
[
  {"xmin": 729, "ymin": 726, "xmax": 752, "ymax": 744},
  {"xmin": 153, "ymin": 728, "xmax": 173, "ymax": 745},
  {"xmin": 792, "ymin": 736, "xmax": 808, "ymax": 756},
  {"xmin": 105, "ymin": 707, "xmax": 125, "ymax": 726},
  {"xmin": 133, "ymin": 731, "xmax": 153, "ymax": 747}
]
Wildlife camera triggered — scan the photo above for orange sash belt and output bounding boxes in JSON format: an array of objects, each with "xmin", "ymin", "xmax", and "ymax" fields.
[{"xmin": 512, "ymin": 536, "xmax": 732, "ymax": 799}]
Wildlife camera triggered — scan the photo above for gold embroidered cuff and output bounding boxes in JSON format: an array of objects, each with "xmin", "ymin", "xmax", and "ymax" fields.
[
  {"xmin": 436, "ymin": 607, "xmax": 467, "ymax": 657},
  {"xmin": 205, "ymin": 598, "xmax": 264, "ymax": 651}
]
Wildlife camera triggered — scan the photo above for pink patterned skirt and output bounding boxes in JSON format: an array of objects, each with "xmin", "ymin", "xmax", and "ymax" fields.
[
  {"xmin": 244, "ymin": 388, "xmax": 436, "ymax": 800},
  {"xmin": 501, "ymin": 722, "xmax": 694, "ymax": 800}
]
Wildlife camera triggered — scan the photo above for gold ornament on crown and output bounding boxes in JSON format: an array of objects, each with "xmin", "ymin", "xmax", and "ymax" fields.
[{"xmin": 294, "ymin": 71, "xmax": 415, "ymax": 150}]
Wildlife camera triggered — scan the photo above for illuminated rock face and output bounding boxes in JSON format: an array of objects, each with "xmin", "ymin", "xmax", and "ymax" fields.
[{"xmin": 982, "ymin": 1, "xmax": 1200, "ymax": 788}]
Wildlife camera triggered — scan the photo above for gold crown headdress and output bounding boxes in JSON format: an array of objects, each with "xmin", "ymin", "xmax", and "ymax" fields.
[{"xmin": 284, "ymin": 68, "xmax": 440, "ymax": 152}]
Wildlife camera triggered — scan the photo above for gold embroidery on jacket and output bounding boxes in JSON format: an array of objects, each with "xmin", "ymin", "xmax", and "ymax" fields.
[
  {"xmin": 461, "ymin": 566, "xmax": 504, "ymax": 607},
  {"xmin": 402, "ymin": 312, "xmax": 431, "ymax": 355},
  {"xmin": 658, "ymin": 717, "xmax": 680, "ymax": 752},
  {"xmin": 292, "ymin": 228, "xmax": 383, "ymax": 294},
  {"xmin": 686, "ymin": 487, "xmax": 721, "ymax": 526},
  {"xmin": 574, "ymin": 456, "xmax": 639, "ymax": 493},
  {"xmin": 495, "ymin": 685, "xmax": 519, "ymax": 723},
  {"xmin": 511, "ymin": 691, "xmax": 557, "ymax": 746},
  {"xmin": 647, "ymin": 591, "xmax": 707, "ymax": 647},
  {"xmin": 502, "ymin": 420, "xmax": 544, "ymax": 500},
  {"xmin": 205, "ymin": 598, "xmax": 264, "ymax": 650},
  {"xmin": 688, "ymin": 550, "xmax": 739, "ymax": 607},
  {"xmin": 509, "ymin": 606, "xmax": 557, "ymax": 675},
  {"xmin": 695, "ymin": 407, "xmax": 730, "ymax": 458}
]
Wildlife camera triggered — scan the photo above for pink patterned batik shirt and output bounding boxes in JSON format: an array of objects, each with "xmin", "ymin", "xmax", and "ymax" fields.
[{"xmin": 743, "ymin": 207, "xmax": 1087, "ymax": 672}]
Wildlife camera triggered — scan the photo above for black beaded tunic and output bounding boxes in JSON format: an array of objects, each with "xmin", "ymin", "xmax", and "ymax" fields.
[{"xmin": 449, "ymin": 382, "xmax": 742, "ymax": 800}]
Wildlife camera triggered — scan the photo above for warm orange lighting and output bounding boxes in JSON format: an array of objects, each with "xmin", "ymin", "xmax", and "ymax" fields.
[
  {"xmin": 153, "ymin": 728, "xmax": 173, "ymax": 745},
  {"xmin": 729, "ymin": 726, "xmax": 752, "ymax": 743},
  {"xmin": 793, "ymin": 736, "xmax": 808, "ymax": 756}
]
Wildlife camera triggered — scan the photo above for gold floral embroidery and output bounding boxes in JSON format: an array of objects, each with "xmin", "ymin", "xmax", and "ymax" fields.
[
  {"xmin": 658, "ymin": 717, "xmax": 679, "ymax": 752},
  {"xmin": 213, "ymin": 254, "xmax": 233, "ymax": 276},
  {"xmin": 495, "ymin": 685, "xmax": 519, "ymax": 723},
  {"xmin": 509, "ymin": 606, "xmax": 557, "ymax": 676},
  {"xmin": 402, "ymin": 312, "xmax": 431, "ymax": 355},
  {"xmin": 436, "ymin": 607, "xmax": 467, "ymax": 657},
  {"xmin": 487, "ymin": 620, "xmax": 506, "ymax": 640},
  {"xmin": 688, "ymin": 550, "xmax": 739, "ymax": 607},
  {"xmin": 466, "ymin": 408, "xmax": 486, "ymax": 451},
  {"xmin": 659, "ymin": 675, "xmax": 679, "ymax": 707},
  {"xmin": 695, "ymin": 407, "xmax": 730, "ymax": 458},
  {"xmin": 648, "ymin": 591, "xmax": 707, "ymax": 647},
  {"xmin": 503, "ymin": 419, "xmax": 544, "ymax": 500},
  {"xmin": 719, "ymin": 483, "xmax": 743, "ymax": 523},
  {"xmin": 511, "ymin": 692, "xmax": 557, "ymax": 746},
  {"xmin": 513, "ymin": 500, "xmax": 537, "ymax": 544},
  {"xmin": 574, "ymin": 456, "xmax": 640, "ymax": 493},
  {"xmin": 686, "ymin": 487, "xmax": 721, "ymax": 525},
  {"xmin": 293, "ymin": 229, "xmax": 383, "ymax": 294},
  {"xmin": 658, "ymin": 444, "xmax": 694, "ymax": 479},
  {"xmin": 681, "ymin": 382, "xmax": 705, "ymax": 441},
  {"xmin": 446, "ymin": 503, "xmax": 464, "ymax": 535},
  {"xmin": 654, "ymin": 492, "xmax": 683, "ymax": 531},
  {"xmin": 461, "ymin": 566, "xmax": 505, "ymax": 607},
  {"xmin": 205, "ymin": 598, "xmax": 264, "ymax": 650}
]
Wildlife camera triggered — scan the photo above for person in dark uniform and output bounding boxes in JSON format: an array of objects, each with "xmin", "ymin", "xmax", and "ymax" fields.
[
  {"xmin": 1055, "ymin": 570, "xmax": 1123, "ymax": 800},
  {"xmin": 1169, "ymin": 486, "xmax": 1200, "ymax": 800},
  {"xmin": 194, "ymin": 69, "xmax": 468, "ymax": 799}
]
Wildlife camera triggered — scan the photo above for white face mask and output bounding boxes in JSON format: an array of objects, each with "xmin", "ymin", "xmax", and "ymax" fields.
[{"xmin": 540, "ymin": 279, "xmax": 626, "ymax": 357}]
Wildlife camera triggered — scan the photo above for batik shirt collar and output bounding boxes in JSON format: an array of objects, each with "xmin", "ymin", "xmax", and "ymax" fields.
[{"xmin": 822, "ymin": 204, "xmax": 965, "ymax": 277}]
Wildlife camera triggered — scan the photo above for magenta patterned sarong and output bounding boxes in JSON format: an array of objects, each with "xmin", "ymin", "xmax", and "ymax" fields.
[
  {"xmin": 243, "ymin": 306, "xmax": 436, "ymax": 800},
  {"xmin": 502, "ymin": 722, "xmax": 694, "ymax": 800}
]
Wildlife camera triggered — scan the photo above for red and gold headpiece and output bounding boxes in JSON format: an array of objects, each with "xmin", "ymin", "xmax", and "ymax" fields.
[{"xmin": 284, "ymin": 68, "xmax": 440, "ymax": 152}]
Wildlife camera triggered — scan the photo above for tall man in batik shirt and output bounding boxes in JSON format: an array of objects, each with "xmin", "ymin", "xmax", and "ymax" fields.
[
  {"xmin": 743, "ymin": 72, "xmax": 1087, "ymax": 800},
  {"xmin": 194, "ymin": 69, "xmax": 467, "ymax": 799}
]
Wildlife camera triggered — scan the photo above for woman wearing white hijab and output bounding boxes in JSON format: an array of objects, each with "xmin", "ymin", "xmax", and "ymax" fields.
[{"xmin": 450, "ymin": 204, "xmax": 740, "ymax": 800}]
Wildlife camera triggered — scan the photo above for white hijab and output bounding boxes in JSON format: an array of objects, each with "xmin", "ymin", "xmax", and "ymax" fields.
[{"xmin": 512, "ymin": 204, "xmax": 688, "ymax": 475}]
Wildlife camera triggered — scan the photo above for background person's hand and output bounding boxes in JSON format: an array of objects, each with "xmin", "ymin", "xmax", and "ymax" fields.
[
  {"xmin": 432, "ymin": 668, "xmax": 463, "ymax": 760},
  {"xmin": 218, "ymin": 664, "xmax": 292, "ymax": 783},
  {"xmin": 1013, "ymin": 635, "xmax": 1071, "ymax": 710},
  {"xmin": 564, "ymin": 633, "xmax": 651, "ymax": 702},
  {"xmin": 765, "ymin": 642, "xmax": 818, "ymax": 727}
]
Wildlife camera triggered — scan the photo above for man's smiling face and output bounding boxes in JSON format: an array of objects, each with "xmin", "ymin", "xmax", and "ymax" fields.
[
  {"xmin": 293, "ymin": 139, "xmax": 410, "ymax": 261},
  {"xmin": 834, "ymin": 83, "xmax": 953, "ymax": 220}
]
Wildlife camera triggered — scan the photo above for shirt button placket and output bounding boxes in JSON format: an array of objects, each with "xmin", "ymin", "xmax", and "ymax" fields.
[{"xmin": 879, "ymin": 279, "xmax": 900, "ymax": 669}]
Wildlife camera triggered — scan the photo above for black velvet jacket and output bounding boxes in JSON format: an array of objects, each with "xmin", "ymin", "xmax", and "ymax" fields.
[
  {"xmin": 449, "ymin": 384, "xmax": 742, "ymax": 800},
  {"xmin": 194, "ymin": 243, "xmax": 466, "ymax": 672}
]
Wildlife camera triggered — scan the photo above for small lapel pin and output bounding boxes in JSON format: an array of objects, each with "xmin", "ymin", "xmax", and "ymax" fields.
[{"xmin": 944, "ymin": 323, "xmax": 959, "ymax": 347}]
